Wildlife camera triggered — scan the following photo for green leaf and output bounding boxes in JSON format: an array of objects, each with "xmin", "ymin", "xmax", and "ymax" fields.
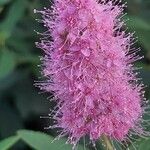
[
  {"xmin": 0, "ymin": 0, "xmax": 11, "ymax": 5},
  {"xmin": 0, "ymin": 136, "xmax": 19, "ymax": 150},
  {"xmin": 137, "ymin": 30, "xmax": 150, "ymax": 51},
  {"xmin": 127, "ymin": 16, "xmax": 150, "ymax": 31},
  {"xmin": 17, "ymin": 130, "xmax": 72, "ymax": 150},
  {"xmin": 126, "ymin": 16, "xmax": 150, "ymax": 51},
  {"xmin": 129, "ymin": 138, "xmax": 150, "ymax": 150},
  {"xmin": 0, "ymin": 49, "xmax": 16, "ymax": 79},
  {"xmin": 0, "ymin": 0, "xmax": 27, "ymax": 40},
  {"xmin": 17, "ymin": 130, "xmax": 85, "ymax": 150},
  {"xmin": 138, "ymin": 69, "xmax": 150, "ymax": 86}
]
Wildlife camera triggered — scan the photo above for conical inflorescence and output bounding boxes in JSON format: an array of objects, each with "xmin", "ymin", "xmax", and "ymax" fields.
[{"xmin": 36, "ymin": 0, "xmax": 149, "ymax": 148}]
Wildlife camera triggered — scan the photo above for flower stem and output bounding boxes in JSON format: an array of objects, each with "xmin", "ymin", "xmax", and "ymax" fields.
[{"xmin": 101, "ymin": 135, "xmax": 114, "ymax": 150}]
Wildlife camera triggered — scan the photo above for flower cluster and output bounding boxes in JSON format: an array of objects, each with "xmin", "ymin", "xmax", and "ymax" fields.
[{"xmin": 36, "ymin": 0, "xmax": 148, "ymax": 148}]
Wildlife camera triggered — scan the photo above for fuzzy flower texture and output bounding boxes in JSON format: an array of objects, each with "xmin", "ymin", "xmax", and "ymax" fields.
[{"xmin": 36, "ymin": 0, "xmax": 148, "ymax": 147}]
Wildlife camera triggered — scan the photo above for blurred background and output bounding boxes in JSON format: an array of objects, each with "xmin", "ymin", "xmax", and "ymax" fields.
[{"xmin": 0, "ymin": 0, "xmax": 150, "ymax": 150}]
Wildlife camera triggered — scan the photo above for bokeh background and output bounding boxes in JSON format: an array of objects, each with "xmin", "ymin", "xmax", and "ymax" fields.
[{"xmin": 0, "ymin": 0, "xmax": 150, "ymax": 150}]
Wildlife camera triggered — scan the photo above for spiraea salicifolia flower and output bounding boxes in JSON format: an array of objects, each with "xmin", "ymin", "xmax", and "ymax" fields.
[{"xmin": 35, "ymin": 0, "xmax": 149, "ymax": 148}]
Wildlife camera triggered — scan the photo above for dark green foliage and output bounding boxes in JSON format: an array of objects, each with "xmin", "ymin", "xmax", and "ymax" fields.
[{"xmin": 0, "ymin": 0, "xmax": 150, "ymax": 149}]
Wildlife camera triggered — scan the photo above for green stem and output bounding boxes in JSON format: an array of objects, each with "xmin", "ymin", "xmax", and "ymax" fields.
[{"xmin": 101, "ymin": 135, "xmax": 114, "ymax": 150}]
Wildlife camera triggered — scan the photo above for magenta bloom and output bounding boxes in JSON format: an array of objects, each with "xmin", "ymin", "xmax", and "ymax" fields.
[{"xmin": 36, "ymin": 0, "xmax": 148, "ymax": 147}]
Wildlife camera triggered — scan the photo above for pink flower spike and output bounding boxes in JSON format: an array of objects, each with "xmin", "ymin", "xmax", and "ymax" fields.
[{"xmin": 36, "ymin": 0, "xmax": 150, "ymax": 149}]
